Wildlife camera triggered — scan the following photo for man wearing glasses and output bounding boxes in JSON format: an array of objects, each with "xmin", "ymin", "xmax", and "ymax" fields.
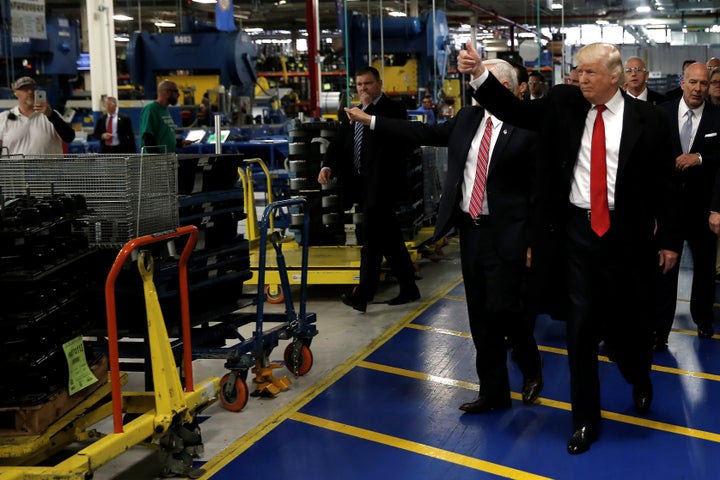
[
  {"xmin": 623, "ymin": 57, "xmax": 668, "ymax": 105},
  {"xmin": 140, "ymin": 79, "xmax": 190, "ymax": 153}
]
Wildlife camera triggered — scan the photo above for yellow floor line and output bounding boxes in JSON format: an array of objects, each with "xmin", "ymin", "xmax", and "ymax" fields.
[
  {"xmin": 406, "ymin": 324, "xmax": 720, "ymax": 381},
  {"xmin": 359, "ymin": 360, "xmax": 720, "ymax": 443},
  {"xmin": 291, "ymin": 411, "xmax": 553, "ymax": 480},
  {"xmin": 198, "ymin": 274, "xmax": 464, "ymax": 478}
]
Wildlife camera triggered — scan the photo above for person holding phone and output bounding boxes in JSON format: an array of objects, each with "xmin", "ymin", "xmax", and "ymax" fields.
[{"xmin": 0, "ymin": 76, "xmax": 75, "ymax": 155}]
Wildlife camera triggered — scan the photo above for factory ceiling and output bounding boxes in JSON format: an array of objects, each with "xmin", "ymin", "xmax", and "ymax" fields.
[{"xmin": 42, "ymin": 1, "xmax": 720, "ymax": 38}]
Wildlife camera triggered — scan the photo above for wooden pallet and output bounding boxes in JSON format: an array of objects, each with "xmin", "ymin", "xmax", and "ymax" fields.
[{"xmin": 0, "ymin": 355, "xmax": 109, "ymax": 436}]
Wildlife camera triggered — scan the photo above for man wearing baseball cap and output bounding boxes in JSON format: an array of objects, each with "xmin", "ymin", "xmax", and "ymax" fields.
[{"xmin": 0, "ymin": 76, "xmax": 75, "ymax": 155}]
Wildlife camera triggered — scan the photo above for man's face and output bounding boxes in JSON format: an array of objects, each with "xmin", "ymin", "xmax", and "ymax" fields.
[
  {"xmin": 165, "ymin": 83, "xmax": 180, "ymax": 106},
  {"xmin": 577, "ymin": 60, "xmax": 618, "ymax": 105},
  {"xmin": 528, "ymin": 76, "xmax": 544, "ymax": 96},
  {"xmin": 14, "ymin": 86, "xmax": 35, "ymax": 107},
  {"xmin": 682, "ymin": 63, "xmax": 709, "ymax": 109},
  {"xmin": 105, "ymin": 99, "xmax": 117, "ymax": 114},
  {"xmin": 568, "ymin": 70, "xmax": 579, "ymax": 86},
  {"xmin": 624, "ymin": 59, "xmax": 648, "ymax": 91},
  {"xmin": 355, "ymin": 73, "xmax": 382, "ymax": 106},
  {"xmin": 710, "ymin": 72, "xmax": 720, "ymax": 99}
]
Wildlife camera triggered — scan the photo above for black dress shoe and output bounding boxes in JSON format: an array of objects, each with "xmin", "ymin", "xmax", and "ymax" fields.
[
  {"xmin": 698, "ymin": 323, "xmax": 715, "ymax": 339},
  {"xmin": 567, "ymin": 425, "xmax": 598, "ymax": 455},
  {"xmin": 341, "ymin": 293, "xmax": 367, "ymax": 313},
  {"xmin": 386, "ymin": 288, "xmax": 421, "ymax": 306},
  {"xmin": 633, "ymin": 381, "xmax": 653, "ymax": 414},
  {"xmin": 522, "ymin": 373, "xmax": 544, "ymax": 405},
  {"xmin": 459, "ymin": 396, "xmax": 511, "ymax": 413},
  {"xmin": 652, "ymin": 335, "xmax": 668, "ymax": 352}
]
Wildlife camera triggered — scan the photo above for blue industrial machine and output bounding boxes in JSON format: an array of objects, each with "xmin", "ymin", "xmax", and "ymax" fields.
[
  {"xmin": 348, "ymin": 10, "xmax": 450, "ymax": 101},
  {"xmin": 0, "ymin": 13, "xmax": 81, "ymax": 109},
  {"xmin": 126, "ymin": 17, "xmax": 258, "ymax": 102}
]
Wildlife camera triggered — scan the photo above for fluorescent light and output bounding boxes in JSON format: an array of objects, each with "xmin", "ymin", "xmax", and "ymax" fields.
[
  {"xmin": 113, "ymin": 14, "xmax": 133, "ymax": 21},
  {"xmin": 551, "ymin": 2, "xmax": 563, "ymax": 10},
  {"xmin": 154, "ymin": 21, "xmax": 176, "ymax": 27},
  {"xmin": 192, "ymin": 0, "xmax": 217, "ymax": 4},
  {"xmin": 636, "ymin": 6, "xmax": 651, "ymax": 13},
  {"xmin": 114, "ymin": 35, "xmax": 130, "ymax": 42},
  {"xmin": 388, "ymin": 11, "xmax": 407, "ymax": 17},
  {"xmin": 596, "ymin": 19, "xmax": 610, "ymax": 25}
]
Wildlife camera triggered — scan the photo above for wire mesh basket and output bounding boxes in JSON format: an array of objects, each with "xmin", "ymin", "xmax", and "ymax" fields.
[{"xmin": 0, "ymin": 153, "xmax": 179, "ymax": 246}]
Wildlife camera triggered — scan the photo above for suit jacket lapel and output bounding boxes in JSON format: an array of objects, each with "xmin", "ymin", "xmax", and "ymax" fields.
[
  {"xmin": 618, "ymin": 97, "xmax": 643, "ymax": 177},
  {"xmin": 489, "ymin": 121, "xmax": 511, "ymax": 175}
]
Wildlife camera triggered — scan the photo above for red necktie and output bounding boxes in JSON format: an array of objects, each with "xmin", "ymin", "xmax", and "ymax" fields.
[
  {"xmin": 106, "ymin": 115, "xmax": 113, "ymax": 146},
  {"xmin": 590, "ymin": 105, "xmax": 610, "ymax": 236},
  {"xmin": 469, "ymin": 116, "xmax": 493, "ymax": 218}
]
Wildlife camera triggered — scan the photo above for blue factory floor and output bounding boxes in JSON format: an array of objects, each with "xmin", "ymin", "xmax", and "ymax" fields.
[{"xmin": 92, "ymin": 239, "xmax": 720, "ymax": 479}]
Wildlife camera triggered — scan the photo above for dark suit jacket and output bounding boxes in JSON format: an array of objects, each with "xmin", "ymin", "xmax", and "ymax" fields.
[
  {"xmin": 473, "ymin": 73, "xmax": 683, "ymax": 315},
  {"xmin": 646, "ymin": 88, "xmax": 669, "ymax": 105},
  {"xmin": 325, "ymin": 94, "xmax": 410, "ymax": 210},
  {"xmin": 94, "ymin": 113, "xmax": 137, "ymax": 153},
  {"xmin": 659, "ymin": 99, "xmax": 720, "ymax": 220},
  {"xmin": 374, "ymin": 106, "xmax": 536, "ymax": 261}
]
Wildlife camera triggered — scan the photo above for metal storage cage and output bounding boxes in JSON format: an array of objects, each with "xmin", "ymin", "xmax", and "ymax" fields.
[{"xmin": 0, "ymin": 153, "xmax": 178, "ymax": 245}]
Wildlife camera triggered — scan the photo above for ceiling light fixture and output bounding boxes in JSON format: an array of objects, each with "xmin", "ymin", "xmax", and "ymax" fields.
[
  {"xmin": 388, "ymin": 11, "xmax": 406, "ymax": 17},
  {"xmin": 192, "ymin": 0, "xmax": 217, "ymax": 4},
  {"xmin": 113, "ymin": 14, "xmax": 133, "ymax": 21},
  {"xmin": 154, "ymin": 21, "xmax": 176, "ymax": 28},
  {"xmin": 636, "ymin": 6, "xmax": 651, "ymax": 13},
  {"xmin": 550, "ymin": 3, "xmax": 563, "ymax": 10}
]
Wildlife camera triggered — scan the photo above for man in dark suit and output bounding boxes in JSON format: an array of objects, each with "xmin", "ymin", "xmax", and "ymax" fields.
[
  {"xmin": 623, "ymin": 56, "xmax": 668, "ymax": 105},
  {"xmin": 318, "ymin": 66, "xmax": 419, "ymax": 312},
  {"xmin": 654, "ymin": 62, "xmax": 720, "ymax": 351},
  {"xmin": 93, "ymin": 96, "xmax": 136, "ymax": 153},
  {"xmin": 458, "ymin": 42, "xmax": 683, "ymax": 454},
  {"xmin": 345, "ymin": 58, "xmax": 544, "ymax": 411}
]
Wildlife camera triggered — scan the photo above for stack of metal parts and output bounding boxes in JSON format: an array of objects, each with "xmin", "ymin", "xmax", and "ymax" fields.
[
  {"xmin": 286, "ymin": 120, "xmax": 345, "ymax": 246},
  {"xmin": 0, "ymin": 191, "xmax": 102, "ymax": 407},
  {"xmin": 396, "ymin": 146, "xmax": 426, "ymax": 241}
]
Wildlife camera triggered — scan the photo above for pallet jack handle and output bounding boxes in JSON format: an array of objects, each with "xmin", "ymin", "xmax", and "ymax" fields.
[{"xmin": 104, "ymin": 225, "xmax": 199, "ymax": 434}]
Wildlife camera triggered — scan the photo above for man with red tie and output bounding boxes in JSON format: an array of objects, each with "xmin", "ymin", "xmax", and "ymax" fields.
[
  {"xmin": 93, "ymin": 96, "xmax": 136, "ymax": 154},
  {"xmin": 458, "ymin": 42, "xmax": 682, "ymax": 454}
]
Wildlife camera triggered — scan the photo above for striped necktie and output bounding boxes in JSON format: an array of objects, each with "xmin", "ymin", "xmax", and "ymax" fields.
[
  {"xmin": 353, "ymin": 117, "xmax": 363, "ymax": 171},
  {"xmin": 468, "ymin": 116, "xmax": 493, "ymax": 218}
]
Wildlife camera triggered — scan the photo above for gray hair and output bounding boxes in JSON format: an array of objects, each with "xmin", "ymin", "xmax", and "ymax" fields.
[{"xmin": 483, "ymin": 58, "xmax": 518, "ymax": 94}]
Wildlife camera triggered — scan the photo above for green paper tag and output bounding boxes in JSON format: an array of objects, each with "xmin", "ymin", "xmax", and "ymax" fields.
[{"xmin": 62, "ymin": 336, "xmax": 98, "ymax": 395}]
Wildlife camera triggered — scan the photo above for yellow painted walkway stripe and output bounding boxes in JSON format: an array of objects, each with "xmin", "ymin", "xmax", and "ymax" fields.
[
  {"xmin": 291, "ymin": 412, "xmax": 553, "ymax": 480},
  {"xmin": 405, "ymin": 324, "xmax": 720, "ymax": 381},
  {"xmin": 198, "ymin": 275, "xmax": 465, "ymax": 478},
  {"xmin": 359, "ymin": 360, "xmax": 720, "ymax": 443}
]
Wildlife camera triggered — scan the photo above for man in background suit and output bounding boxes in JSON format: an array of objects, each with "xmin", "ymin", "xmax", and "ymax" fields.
[
  {"xmin": 654, "ymin": 62, "xmax": 720, "ymax": 351},
  {"xmin": 623, "ymin": 56, "xmax": 667, "ymax": 105},
  {"xmin": 94, "ymin": 96, "xmax": 136, "ymax": 154},
  {"xmin": 458, "ymin": 42, "xmax": 682, "ymax": 454},
  {"xmin": 319, "ymin": 66, "xmax": 419, "ymax": 312},
  {"xmin": 345, "ymin": 58, "xmax": 544, "ymax": 412}
]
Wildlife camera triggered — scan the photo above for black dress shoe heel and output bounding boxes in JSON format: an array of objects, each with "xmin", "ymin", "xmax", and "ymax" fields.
[
  {"xmin": 567, "ymin": 426, "xmax": 598, "ymax": 455},
  {"xmin": 698, "ymin": 323, "xmax": 715, "ymax": 339},
  {"xmin": 459, "ymin": 396, "xmax": 511, "ymax": 414},
  {"xmin": 522, "ymin": 373, "xmax": 544, "ymax": 405},
  {"xmin": 633, "ymin": 381, "xmax": 653, "ymax": 414},
  {"xmin": 341, "ymin": 293, "xmax": 367, "ymax": 313}
]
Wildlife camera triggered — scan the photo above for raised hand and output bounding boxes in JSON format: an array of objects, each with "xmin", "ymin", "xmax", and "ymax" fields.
[
  {"xmin": 457, "ymin": 41, "xmax": 485, "ymax": 78},
  {"xmin": 344, "ymin": 106, "xmax": 372, "ymax": 126}
]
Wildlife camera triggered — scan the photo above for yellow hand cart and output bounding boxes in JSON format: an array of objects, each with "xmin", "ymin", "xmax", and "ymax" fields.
[{"xmin": 0, "ymin": 225, "xmax": 220, "ymax": 479}]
